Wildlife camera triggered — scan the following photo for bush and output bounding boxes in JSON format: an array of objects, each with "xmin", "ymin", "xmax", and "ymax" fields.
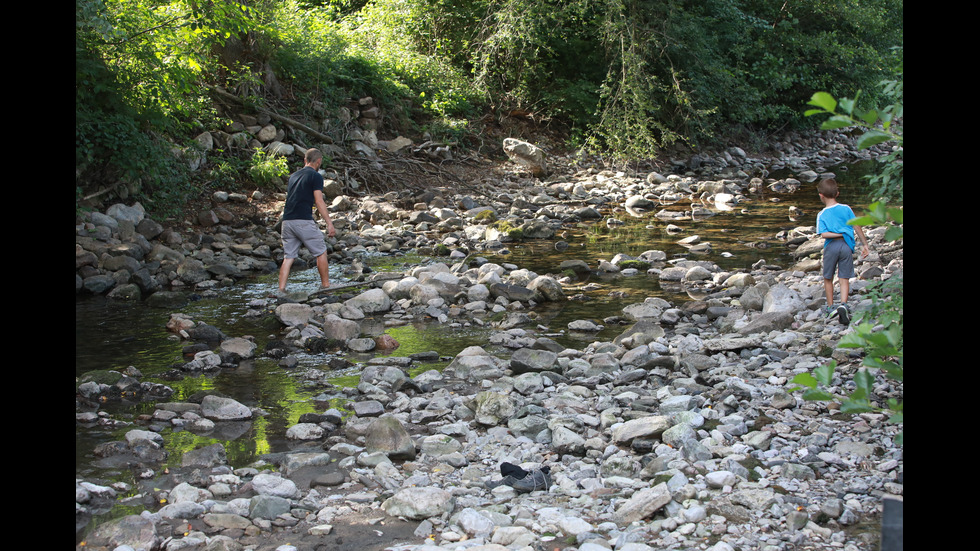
[{"xmin": 247, "ymin": 149, "xmax": 290, "ymax": 188}]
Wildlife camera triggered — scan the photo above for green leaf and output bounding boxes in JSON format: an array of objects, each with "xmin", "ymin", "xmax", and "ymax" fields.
[
  {"xmin": 859, "ymin": 109, "xmax": 879, "ymax": 125},
  {"xmin": 863, "ymin": 331, "xmax": 894, "ymax": 349},
  {"xmin": 884, "ymin": 226, "xmax": 904, "ymax": 241},
  {"xmin": 887, "ymin": 207, "xmax": 903, "ymax": 224},
  {"xmin": 854, "ymin": 370, "xmax": 875, "ymax": 395},
  {"xmin": 814, "ymin": 362, "xmax": 835, "ymax": 386},
  {"xmin": 791, "ymin": 373, "xmax": 818, "ymax": 389},
  {"xmin": 802, "ymin": 389, "xmax": 835, "ymax": 401},
  {"xmin": 882, "ymin": 363, "xmax": 903, "ymax": 382},
  {"xmin": 856, "ymin": 130, "xmax": 894, "ymax": 149},
  {"xmin": 838, "ymin": 97, "xmax": 856, "ymax": 115},
  {"xmin": 837, "ymin": 332, "xmax": 867, "ymax": 348},
  {"xmin": 840, "ymin": 400, "xmax": 873, "ymax": 414},
  {"xmin": 807, "ymin": 92, "xmax": 837, "ymax": 112},
  {"xmin": 821, "ymin": 115, "xmax": 855, "ymax": 130},
  {"xmin": 879, "ymin": 111, "xmax": 893, "ymax": 129}
]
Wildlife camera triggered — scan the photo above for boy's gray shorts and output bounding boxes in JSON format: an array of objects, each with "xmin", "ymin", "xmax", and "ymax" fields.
[
  {"xmin": 281, "ymin": 219, "xmax": 327, "ymax": 259},
  {"xmin": 822, "ymin": 238, "xmax": 855, "ymax": 280}
]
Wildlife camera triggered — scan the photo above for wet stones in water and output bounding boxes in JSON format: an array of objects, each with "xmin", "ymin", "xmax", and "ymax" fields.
[
  {"xmin": 186, "ymin": 323, "xmax": 226, "ymax": 343},
  {"xmin": 265, "ymin": 339, "xmax": 295, "ymax": 359},
  {"xmin": 305, "ymin": 337, "xmax": 345, "ymax": 353}
]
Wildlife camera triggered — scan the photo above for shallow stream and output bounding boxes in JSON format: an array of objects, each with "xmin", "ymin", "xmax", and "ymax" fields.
[{"xmin": 75, "ymin": 164, "xmax": 877, "ymax": 488}]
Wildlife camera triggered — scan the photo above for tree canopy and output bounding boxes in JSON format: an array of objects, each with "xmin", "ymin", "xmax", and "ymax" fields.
[{"xmin": 76, "ymin": 0, "xmax": 903, "ymax": 214}]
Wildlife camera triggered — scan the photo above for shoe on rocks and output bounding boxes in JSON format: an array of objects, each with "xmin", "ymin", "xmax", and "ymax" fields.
[
  {"xmin": 837, "ymin": 303, "xmax": 851, "ymax": 325},
  {"xmin": 510, "ymin": 468, "xmax": 552, "ymax": 493},
  {"xmin": 483, "ymin": 464, "xmax": 552, "ymax": 493},
  {"xmin": 483, "ymin": 475, "xmax": 519, "ymax": 489}
]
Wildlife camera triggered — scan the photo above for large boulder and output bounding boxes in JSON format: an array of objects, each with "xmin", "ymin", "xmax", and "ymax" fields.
[
  {"xmin": 81, "ymin": 514, "xmax": 161, "ymax": 551},
  {"xmin": 344, "ymin": 288, "xmax": 392, "ymax": 313},
  {"xmin": 201, "ymin": 395, "xmax": 252, "ymax": 421},
  {"xmin": 763, "ymin": 284, "xmax": 805, "ymax": 314},
  {"xmin": 321, "ymin": 314, "xmax": 362, "ymax": 342},
  {"xmin": 276, "ymin": 303, "xmax": 313, "ymax": 326},
  {"xmin": 364, "ymin": 415, "xmax": 416, "ymax": 460},
  {"xmin": 470, "ymin": 391, "xmax": 518, "ymax": 426},
  {"xmin": 509, "ymin": 347, "xmax": 559, "ymax": 374},
  {"xmin": 381, "ymin": 487, "xmax": 455, "ymax": 520},
  {"xmin": 527, "ymin": 275, "xmax": 565, "ymax": 302},
  {"xmin": 503, "ymin": 138, "xmax": 548, "ymax": 177}
]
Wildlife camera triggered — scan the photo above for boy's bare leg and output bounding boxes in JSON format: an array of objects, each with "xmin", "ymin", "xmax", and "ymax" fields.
[
  {"xmin": 840, "ymin": 278, "xmax": 850, "ymax": 304},
  {"xmin": 823, "ymin": 278, "xmax": 835, "ymax": 307}
]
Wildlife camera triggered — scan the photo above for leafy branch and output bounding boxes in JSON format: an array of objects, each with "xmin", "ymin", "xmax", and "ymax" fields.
[
  {"xmin": 791, "ymin": 321, "xmax": 903, "ymax": 445},
  {"xmin": 805, "ymin": 48, "xmax": 903, "ymax": 202},
  {"xmin": 794, "ymin": 66, "xmax": 904, "ymax": 445},
  {"xmin": 804, "ymin": 90, "xmax": 902, "ymax": 150}
]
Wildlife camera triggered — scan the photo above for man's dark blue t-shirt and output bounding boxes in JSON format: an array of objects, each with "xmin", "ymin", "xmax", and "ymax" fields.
[{"xmin": 283, "ymin": 166, "xmax": 324, "ymax": 221}]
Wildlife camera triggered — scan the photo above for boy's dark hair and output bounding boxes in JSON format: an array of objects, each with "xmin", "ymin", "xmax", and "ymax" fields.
[{"xmin": 817, "ymin": 178, "xmax": 839, "ymax": 199}]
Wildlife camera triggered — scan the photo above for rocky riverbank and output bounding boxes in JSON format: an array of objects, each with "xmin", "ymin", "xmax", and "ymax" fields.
[
  {"xmin": 75, "ymin": 123, "xmax": 889, "ymax": 302},
  {"xmin": 76, "ymin": 131, "xmax": 902, "ymax": 551}
]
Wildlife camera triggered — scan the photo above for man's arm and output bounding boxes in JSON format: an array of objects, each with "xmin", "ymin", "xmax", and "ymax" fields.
[{"xmin": 313, "ymin": 190, "xmax": 336, "ymax": 237}]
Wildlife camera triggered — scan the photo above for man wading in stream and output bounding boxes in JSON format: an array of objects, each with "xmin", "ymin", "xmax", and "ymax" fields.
[{"xmin": 278, "ymin": 148, "xmax": 336, "ymax": 292}]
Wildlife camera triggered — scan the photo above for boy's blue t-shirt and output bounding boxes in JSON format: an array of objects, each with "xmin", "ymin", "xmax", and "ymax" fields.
[{"xmin": 816, "ymin": 203, "xmax": 856, "ymax": 251}]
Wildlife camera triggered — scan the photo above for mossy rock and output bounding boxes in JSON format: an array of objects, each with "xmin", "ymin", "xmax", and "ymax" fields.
[
  {"xmin": 77, "ymin": 370, "xmax": 125, "ymax": 387},
  {"xmin": 493, "ymin": 221, "xmax": 524, "ymax": 240},
  {"xmin": 474, "ymin": 209, "xmax": 497, "ymax": 222}
]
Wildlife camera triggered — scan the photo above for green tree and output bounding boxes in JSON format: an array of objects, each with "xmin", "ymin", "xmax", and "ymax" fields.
[
  {"xmin": 387, "ymin": 0, "xmax": 904, "ymax": 156},
  {"xmin": 77, "ymin": 0, "xmax": 904, "ymax": 214},
  {"xmin": 76, "ymin": 0, "xmax": 270, "ymax": 213}
]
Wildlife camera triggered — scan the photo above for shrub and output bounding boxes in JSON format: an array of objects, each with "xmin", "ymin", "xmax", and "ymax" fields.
[{"xmin": 247, "ymin": 149, "xmax": 290, "ymax": 188}]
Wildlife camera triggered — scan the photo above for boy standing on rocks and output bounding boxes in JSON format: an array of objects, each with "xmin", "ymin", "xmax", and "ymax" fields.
[
  {"xmin": 278, "ymin": 148, "xmax": 336, "ymax": 292},
  {"xmin": 816, "ymin": 178, "xmax": 869, "ymax": 324}
]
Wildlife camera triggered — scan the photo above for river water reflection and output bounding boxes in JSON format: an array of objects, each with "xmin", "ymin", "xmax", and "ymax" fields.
[{"xmin": 75, "ymin": 163, "xmax": 878, "ymax": 484}]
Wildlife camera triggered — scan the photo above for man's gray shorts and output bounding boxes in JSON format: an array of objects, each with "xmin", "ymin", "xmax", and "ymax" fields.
[
  {"xmin": 281, "ymin": 219, "xmax": 327, "ymax": 259},
  {"xmin": 822, "ymin": 238, "xmax": 855, "ymax": 280}
]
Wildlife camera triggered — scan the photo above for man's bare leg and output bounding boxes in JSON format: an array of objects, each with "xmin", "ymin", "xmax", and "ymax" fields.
[
  {"xmin": 316, "ymin": 253, "xmax": 330, "ymax": 289},
  {"xmin": 278, "ymin": 257, "xmax": 295, "ymax": 291}
]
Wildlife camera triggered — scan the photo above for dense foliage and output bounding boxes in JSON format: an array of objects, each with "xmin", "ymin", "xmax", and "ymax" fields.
[
  {"xmin": 76, "ymin": 0, "xmax": 261, "ymax": 214},
  {"xmin": 76, "ymin": 0, "xmax": 903, "ymax": 214}
]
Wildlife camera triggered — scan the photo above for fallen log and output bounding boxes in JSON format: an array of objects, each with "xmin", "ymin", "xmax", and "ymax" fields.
[{"xmin": 206, "ymin": 85, "xmax": 334, "ymax": 145}]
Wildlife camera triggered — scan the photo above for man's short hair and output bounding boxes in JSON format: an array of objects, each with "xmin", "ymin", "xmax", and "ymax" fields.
[
  {"xmin": 817, "ymin": 178, "xmax": 839, "ymax": 199},
  {"xmin": 305, "ymin": 148, "xmax": 323, "ymax": 165}
]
